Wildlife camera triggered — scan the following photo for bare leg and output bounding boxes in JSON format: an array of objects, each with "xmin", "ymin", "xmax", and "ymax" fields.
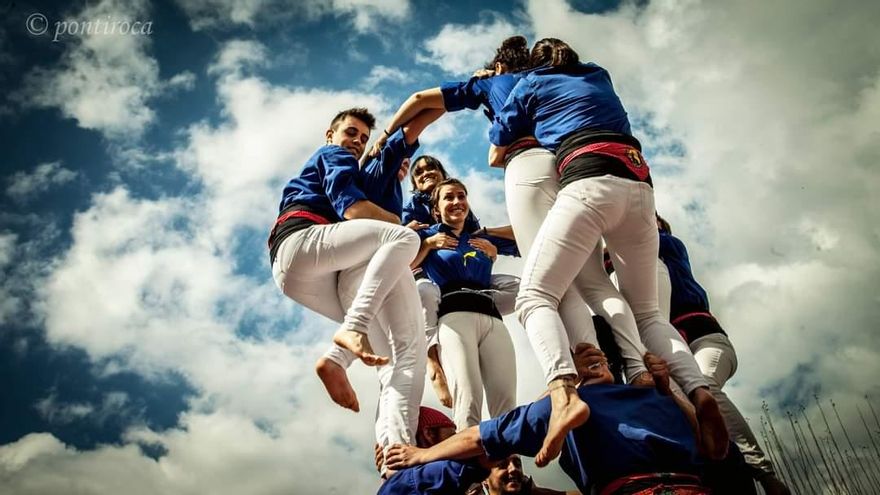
[
  {"xmin": 427, "ymin": 346, "xmax": 452, "ymax": 408},
  {"xmin": 315, "ymin": 356, "xmax": 359, "ymax": 412},
  {"xmin": 536, "ymin": 376, "xmax": 590, "ymax": 467},
  {"xmin": 690, "ymin": 386, "xmax": 729, "ymax": 460}
]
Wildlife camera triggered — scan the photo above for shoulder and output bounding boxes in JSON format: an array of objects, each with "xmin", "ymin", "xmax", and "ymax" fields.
[{"xmin": 318, "ymin": 145, "xmax": 358, "ymax": 166}]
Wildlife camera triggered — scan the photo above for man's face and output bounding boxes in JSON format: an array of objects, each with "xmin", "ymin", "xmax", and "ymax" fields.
[
  {"xmin": 486, "ymin": 455, "xmax": 524, "ymax": 494},
  {"xmin": 326, "ymin": 116, "xmax": 370, "ymax": 159}
]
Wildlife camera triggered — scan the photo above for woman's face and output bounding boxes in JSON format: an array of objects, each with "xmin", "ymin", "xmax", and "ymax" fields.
[
  {"xmin": 435, "ymin": 184, "xmax": 469, "ymax": 226},
  {"xmin": 412, "ymin": 158, "xmax": 444, "ymax": 193}
]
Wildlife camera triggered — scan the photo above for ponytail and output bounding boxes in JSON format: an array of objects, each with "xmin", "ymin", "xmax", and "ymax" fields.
[{"xmin": 529, "ymin": 38, "xmax": 580, "ymax": 68}]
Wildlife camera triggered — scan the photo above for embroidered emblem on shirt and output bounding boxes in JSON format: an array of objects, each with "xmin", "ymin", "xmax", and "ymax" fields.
[
  {"xmin": 462, "ymin": 250, "xmax": 478, "ymax": 267},
  {"xmin": 626, "ymin": 148, "xmax": 643, "ymax": 168}
]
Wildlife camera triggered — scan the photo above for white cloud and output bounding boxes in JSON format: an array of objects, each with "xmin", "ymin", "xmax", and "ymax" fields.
[
  {"xmin": 361, "ymin": 65, "xmax": 414, "ymax": 91},
  {"xmin": 174, "ymin": 0, "xmax": 410, "ymax": 33},
  {"xmin": 19, "ymin": 0, "xmax": 194, "ymax": 140},
  {"xmin": 417, "ymin": 16, "xmax": 524, "ymax": 75},
  {"xmin": 5, "ymin": 161, "xmax": 78, "ymax": 202}
]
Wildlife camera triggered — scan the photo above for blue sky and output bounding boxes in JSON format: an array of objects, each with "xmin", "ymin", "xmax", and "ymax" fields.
[{"xmin": 2, "ymin": 0, "xmax": 879, "ymax": 493}]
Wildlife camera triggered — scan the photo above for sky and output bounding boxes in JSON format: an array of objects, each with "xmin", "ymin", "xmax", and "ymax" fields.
[{"xmin": 1, "ymin": 0, "xmax": 879, "ymax": 493}]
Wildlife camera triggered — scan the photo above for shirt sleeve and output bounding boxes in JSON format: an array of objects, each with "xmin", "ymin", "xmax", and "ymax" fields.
[
  {"xmin": 441, "ymin": 77, "xmax": 492, "ymax": 112},
  {"xmin": 489, "ymin": 77, "xmax": 535, "ymax": 146},
  {"xmin": 417, "ymin": 224, "xmax": 440, "ymax": 241},
  {"xmin": 321, "ymin": 146, "xmax": 368, "ymax": 219},
  {"xmin": 479, "ymin": 397, "xmax": 551, "ymax": 461},
  {"xmin": 361, "ymin": 128, "xmax": 419, "ymax": 194}
]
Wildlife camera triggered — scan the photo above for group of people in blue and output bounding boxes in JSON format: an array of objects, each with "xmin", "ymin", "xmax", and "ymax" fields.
[{"xmin": 268, "ymin": 35, "xmax": 791, "ymax": 494}]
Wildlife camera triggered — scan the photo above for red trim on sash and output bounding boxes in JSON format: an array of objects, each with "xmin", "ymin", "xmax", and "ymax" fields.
[
  {"xmin": 670, "ymin": 311, "xmax": 714, "ymax": 327},
  {"xmin": 557, "ymin": 141, "xmax": 650, "ymax": 181},
  {"xmin": 600, "ymin": 473, "xmax": 706, "ymax": 495},
  {"xmin": 267, "ymin": 210, "xmax": 331, "ymax": 248},
  {"xmin": 504, "ymin": 138, "xmax": 540, "ymax": 158}
]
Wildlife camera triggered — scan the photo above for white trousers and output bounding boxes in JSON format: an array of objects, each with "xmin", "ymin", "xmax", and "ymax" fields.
[
  {"xmin": 657, "ymin": 262, "xmax": 774, "ymax": 475},
  {"xmin": 418, "ymin": 274, "xmax": 520, "ymax": 350},
  {"xmin": 273, "ymin": 220, "xmax": 426, "ymax": 449},
  {"xmin": 505, "ymin": 150, "xmax": 647, "ymax": 380},
  {"xmin": 438, "ymin": 311, "xmax": 516, "ymax": 430},
  {"xmin": 516, "ymin": 175, "xmax": 707, "ymax": 392}
]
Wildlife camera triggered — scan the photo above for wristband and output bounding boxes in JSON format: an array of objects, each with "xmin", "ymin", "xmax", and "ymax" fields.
[{"xmin": 383, "ymin": 129, "xmax": 391, "ymax": 137}]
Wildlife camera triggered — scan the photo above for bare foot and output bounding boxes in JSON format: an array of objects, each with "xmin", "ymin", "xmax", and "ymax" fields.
[
  {"xmin": 333, "ymin": 329, "xmax": 389, "ymax": 366},
  {"xmin": 690, "ymin": 387, "xmax": 729, "ymax": 460},
  {"xmin": 535, "ymin": 377, "xmax": 590, "ymax": 467},
  {"xmin": 315, "ymin": 357, "xmax": 359, "ymax": 412}
]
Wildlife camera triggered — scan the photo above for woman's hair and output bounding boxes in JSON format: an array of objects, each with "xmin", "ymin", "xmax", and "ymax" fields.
[
  {"xmin": 656, "ymin": 213, "xmax": 671, "ymax": 233},
  {"xmin": 487, "ymin": 35, "xmax": 530, "ymax": 72},
  {"xmin": 529, "ymin": 37, "xmax": 580, "ymax": 68},
  {"xmin": 431, "ymin": 178, "xmax": 469, "ymax": 221},
  {"xmin": 409, "ymin": 155, "xmax": 449, "ymax": 192}
]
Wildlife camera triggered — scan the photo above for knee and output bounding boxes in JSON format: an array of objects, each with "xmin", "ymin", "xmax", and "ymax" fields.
[{"xmin": 515, "ymin": 288, "xmax": 558, "ymax": 327}]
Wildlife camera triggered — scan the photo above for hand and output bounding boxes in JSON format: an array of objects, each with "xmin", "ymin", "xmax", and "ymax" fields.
[
  {"xmin": 472, "ymin": 68, "xmax": 496, "ymax": 78},
  {"xmin": 385, "ymin": 443, "xmax": 424, "ymax": 470},
  {"xmin": 468, "ymin": 237, "xmax": 497, "ymax": 260},
  {"xmin": 427, "ymin": 233, "xmax": 458, "ymax": 250},
  {"xmin": 374, "ymin": 443, "xmax": 384, "ymax": 473},
  {"xmin": 406, "ymin": 220, "xmax": 429, "ymax": 231},
  {"xmin": 369, "ymin": 132, "xmax": 390, "ymax": 158},
  {"xmin": 573, "ymin": 343, "xmax": 607, "ymax": 382},
  {"xmin": 644, "ymin": 352, "xmax": 672, "ymax": 395}
]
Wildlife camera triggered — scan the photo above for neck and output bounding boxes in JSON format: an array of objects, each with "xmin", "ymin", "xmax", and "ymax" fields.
[{"xmin": 445, "ymin": 220, "xmax": 465, "ymax": 236}]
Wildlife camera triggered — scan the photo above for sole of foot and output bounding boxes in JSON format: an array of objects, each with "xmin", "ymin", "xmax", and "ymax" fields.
[
  {"xmin": 535, "ymin": 398, "xmax": 590, "ymax": 467},
  {"xmin": 691, "ymin": 388, "xmax": 729, "ymax": 460},
  {"xmin": 316, "ymin": 357, "xmax": 360, "ymax": 412}
]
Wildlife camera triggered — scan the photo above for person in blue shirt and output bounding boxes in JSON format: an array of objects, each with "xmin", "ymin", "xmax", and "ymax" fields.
[
  {"xmin": 270, "ymin": 107, "xmax": 441, "ymax": 470},
  {"xmin": 385, "ymin": 346, "xmax": 711, "ymax": 495},
  {"xmin": 371, "ymin": 36, "xmax": 652, "ymax": 394},
  {"xmin": 486, "ymin": 38, "xmax": 729, "ymax": 466},
  {"xmin": 654, "ymin": 216, "xmax": 791, "ymax": 495},
  {"xmin": 410, "ymin": 178, "xmax": 517, "ymax": 430}
]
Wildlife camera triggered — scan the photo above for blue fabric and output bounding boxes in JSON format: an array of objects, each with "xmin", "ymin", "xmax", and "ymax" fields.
[
  {"xmin": 489, "ymin": 62, "xmax": 631, "ymax": 150},
  {"xmin": 417, "ymin": 224, "xmax": 495, "ymax": 289},
  {"xmin": 479, "ymin": 384, "xmax": 701, "ymax": 493},
  {"xmin": 403, "ymin": 193, "xmax": 519, "ymax": 257},
  {"xmin": 278, "ymin": 145, "xmax": 366, "ymax": 220},
  {"xmin": 441, "ymin": 74, "xmax": 520, "ymax": 122},
  {"xmin": 658, "ymin": 230, "xmax": 711, "ymax": 316},
  {"xmin": 359, "ymin": 129, "xmax": 420, "ymax": 216},
  {"xmin": 377, "ymin": 460, "xmax": 488, "ymax": 494}
]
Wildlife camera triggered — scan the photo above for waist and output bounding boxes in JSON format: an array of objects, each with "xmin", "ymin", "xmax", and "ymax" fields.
[
  {"xmin": 438, "ymin": 283, "xmax": 500, "ymax": 319},
  {"xmin": 503, "ymin": 137, "xmax": 542, "ymax": 165},
  {"xmin": 267, "ymin": 203, "xmax": 333, "ymax": 264},
  {"xmin": 671, "ymin": 312, "xmax": 726, "ymax": 344},
  {"xmin": 557, "ymin": 129, "xmax": 650, "ymax": 188},
  {"xmin": 600, "ymin": 473, "xmax": 706, "ymax": 495}
]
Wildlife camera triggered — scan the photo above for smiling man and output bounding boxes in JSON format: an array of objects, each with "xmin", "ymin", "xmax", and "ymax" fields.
[{"xmin": 268, "ymin": 107, "xmax": 427, "ymax": 470}]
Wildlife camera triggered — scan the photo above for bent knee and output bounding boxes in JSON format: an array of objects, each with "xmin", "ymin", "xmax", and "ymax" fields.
[{"xmin": 515, "ymin": 290, "xmax": 559, "ymax": 326}]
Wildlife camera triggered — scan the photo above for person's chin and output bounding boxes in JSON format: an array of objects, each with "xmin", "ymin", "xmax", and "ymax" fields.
[{"xmin": 504, "ymin": 481, "xmax": 522, "ymax": 492}]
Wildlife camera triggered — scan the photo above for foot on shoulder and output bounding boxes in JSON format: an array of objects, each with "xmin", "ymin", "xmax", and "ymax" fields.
[
  {"xmin": 535, "ymin": 380, "xmax": 590, "ymax": 467},
  {"xmin": 691, "ymin": 387, "xmax": 729, "ymax": 460}
]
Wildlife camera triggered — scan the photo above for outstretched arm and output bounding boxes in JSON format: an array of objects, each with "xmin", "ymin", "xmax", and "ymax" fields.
[
  {"xmin": 400, "ymin": 107, "xmax": 446, "ymax": 146},
  {"xmin": 371, "ymin": 88, "xmax": 446, "ymax": 156},
  {"xmin": 386, "ymin": 426, "xmax": 484, "ymax": 469}
]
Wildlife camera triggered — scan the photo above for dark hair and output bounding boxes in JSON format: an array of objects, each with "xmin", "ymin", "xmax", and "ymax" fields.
[
  {"xmin": 530, "ymin": 38, "xmax": 580, "ymax": 68},
  {"xmin": 487, "ymin": 35, "xmax": 530, "ymax": 72},
  {"xmin": 409, "ymin": 155, "xmax": 449, "ymax": 192},
  {"xmin": 431, "ymin": 178, "xmax": 468, "ymax": 221},
  {"xmin": 656, "ymin": 213, "xmax": 671, "ymax": 233},
  {"xmin": 330, "ymin": 107, "xmax": 376, "ymax": 130}
]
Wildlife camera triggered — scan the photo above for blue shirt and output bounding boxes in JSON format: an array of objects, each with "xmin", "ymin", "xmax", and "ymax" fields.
[
  {"xmin": 441, "ymin": 74, "xmax": 520, "ymax": 122},
  {"xmin": 278, "ymin": 145, "xmax": 366, "ymax": 221},
  {"xmin": 479, "ymin": 384, "xmax": 700, "ymax": 493},
  {"xmin": 417, "ymin": 224, "xmax": 495, "ymax": 289},
  {"xmin": 658, "ymin": 230, "xmax": 711, "ymax": 317},
  {"xmin": 377, "ymin": 460, "xmax": 488, "ymax": 494},
  {"xmin": 359, "ymin": 129, "xmax": 420, "ymax": 216},
  {"xmin": 489, "ymin": 62, "xmax": 631, "ymax": 150},
  {"xmin": 403, "ymin": 194, "xmax": 519, "ymax": 257}
]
